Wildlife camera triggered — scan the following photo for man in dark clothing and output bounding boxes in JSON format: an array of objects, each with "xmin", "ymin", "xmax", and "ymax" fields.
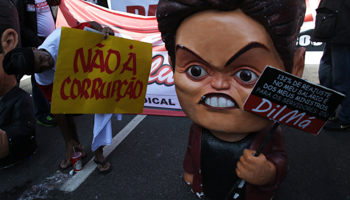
[
  {"xmin": 312, "ymin": 0, "xmax": 350, "ymax": 131},
  {"xmin": 15, "ymin": 0, "xmax": 60, "ymax": 127}
]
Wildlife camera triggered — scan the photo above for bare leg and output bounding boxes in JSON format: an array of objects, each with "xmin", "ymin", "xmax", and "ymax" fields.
[
  {"xmin": 94, "ymin": 146, "xmax": 111, "ymax": 172},
  {"xmin": 0, "ymin": 129, "xmax": 9, "ymax": 159},
  {"xmin": 66, "ymin": 114, "xmax": 80, "ymax": 143},
  {"xmin": 53, "ymin": 114, "xmax": 85, "ymax": 168}
]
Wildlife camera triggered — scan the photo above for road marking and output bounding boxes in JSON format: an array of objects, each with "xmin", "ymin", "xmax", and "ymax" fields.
[{"xmin": 60, "ymin": 114, "xmax": 147, "ymax": 192}]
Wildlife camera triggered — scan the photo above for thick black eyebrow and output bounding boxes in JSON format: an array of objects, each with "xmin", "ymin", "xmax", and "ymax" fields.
[
  {"xmin": 175, "ymin": 44, "xmax": 210, "ymax": 66},
  {"xmin": 176, "ymin": 42, "xmax": 269, "ymax": 68},
  {"xmin": 225, "ymin": 42, "xmax": 269, "ymax": 67}
]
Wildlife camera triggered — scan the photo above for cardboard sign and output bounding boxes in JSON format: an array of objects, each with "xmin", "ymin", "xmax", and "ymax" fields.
[
  {"xmin": 51, "ymin": 27, "xmax": 152, "ymax": 114},
  {"xmin": 243, "ymin": 66, "xmax": 345, "ymax": 135}
]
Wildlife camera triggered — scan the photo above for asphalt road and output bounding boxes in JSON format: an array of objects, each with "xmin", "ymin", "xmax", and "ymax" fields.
[{"xmin": 1, "ymin": 64, "xmax": 350, "ymax": 200}]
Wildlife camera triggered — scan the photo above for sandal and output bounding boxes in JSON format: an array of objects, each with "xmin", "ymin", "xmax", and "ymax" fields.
[
  {"xmin": 59, "ymin": 159, "xmax": 72, "ymax": 171},
  {"xmin": 94, "ymin": 159, "xmax": 112, "ymax": 174},
  {"xmin": 58, "ymin": 145, "xmax": 87, "ymax": 171}
]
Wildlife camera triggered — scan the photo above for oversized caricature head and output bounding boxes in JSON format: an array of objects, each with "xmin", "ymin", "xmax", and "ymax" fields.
[
  {"xmin": 0, "ymin": 0, "xmax": 20, "ymax": 96},
  {"xmin": 157, "ymin": 0, "xmax": 306, "ymax": 141}
]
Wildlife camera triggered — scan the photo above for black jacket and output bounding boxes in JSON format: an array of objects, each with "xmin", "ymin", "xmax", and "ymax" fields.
[
  {"xmin": 312, "ymin": 0, "xmax": 350, "ymax": 44},
  {"xmin": 0, "ymin": 86, "xmax": 36, "ymax": 163},
  {"xmin": 15, "ymin": 0, "xmax": 60, "ymax": 48}
]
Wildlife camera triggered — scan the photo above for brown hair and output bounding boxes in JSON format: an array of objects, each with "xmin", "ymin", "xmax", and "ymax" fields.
[{"xmin": 157, "ymin": 0, "xmax": 306, "ymax": 73}]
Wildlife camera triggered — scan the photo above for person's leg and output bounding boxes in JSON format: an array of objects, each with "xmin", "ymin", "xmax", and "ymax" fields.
[
  {"xmin": 53, "ymin": 114, "xmax": 85, "ymax": 168},
  {"xmin": 66, "ymin": 114, "xmax": 81, "ymax": 144},
  {"xmin": 31, "ymin": 75, "xmax": 56, "ymax": 127},
  {"xmin": 319, "ymin": 43, "xmax": 337, "ymax": 120},
  {"xmin": 330, "ymin": 43, "xmax": 350, "ymax": 124},
  {"xmin": 94, "ymin": 146, "xmax": 111, "ymax": 173},
  {"xmin": 319, "ymin": 43, "xmax": 333, "ymax": 89},
  {"xmin": 0, "ymin": 130, "xmax": 9, "ymax": 159}
]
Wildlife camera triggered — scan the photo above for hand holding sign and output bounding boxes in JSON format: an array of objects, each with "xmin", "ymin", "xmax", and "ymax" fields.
[
  {"xmin": 236, "ymin": 149, "xmax": 276, "ymax": 186},
  {"xmin": 227, "ymin": 66, "xmax": 344, "ymax": 200}
]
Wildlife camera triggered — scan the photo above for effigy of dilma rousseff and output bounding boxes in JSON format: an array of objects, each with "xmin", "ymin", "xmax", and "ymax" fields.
[{"xmin": 156, "ymin": 0, "xmax": 306, "ymax": 200}]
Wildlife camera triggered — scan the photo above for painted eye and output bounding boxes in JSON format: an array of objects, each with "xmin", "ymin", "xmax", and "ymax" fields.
[
  {"xmin": 234, "ymin": 69, "xmax": 259, "ymax": 83},
  {"xmin": 187, "ymin": 65, "xmax": 208, "ymax": 78}
]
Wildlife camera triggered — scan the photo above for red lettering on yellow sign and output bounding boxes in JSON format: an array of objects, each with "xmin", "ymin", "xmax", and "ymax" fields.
[
  {"xmin": 62, "ymin": 43, "xmax": 143, "ymax": 102},
  {"xmin": 60, "ymin": 76, "xmax": 143, "ymax": 102},
  {"xmin": 73, "ymin": 43, "xmax": 136, "ymax": 75}
]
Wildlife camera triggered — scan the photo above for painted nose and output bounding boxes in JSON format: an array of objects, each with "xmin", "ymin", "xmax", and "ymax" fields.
[{"xmin": 210, "ymin": 74, "xmax": 230, "ymax": 90}]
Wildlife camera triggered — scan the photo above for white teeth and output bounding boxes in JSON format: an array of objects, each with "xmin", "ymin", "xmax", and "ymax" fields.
[
  {"xmin": 211, "ymin": 97, "xmax": 218, "ymax": 107},
  {"xmin": 203, "ymin": 96, "xmax": 235, "ymax": 108},
  {"xmin": 218, "ymin": 97, "xmax": 226, "ymax": 107},
  {"xmin": 205, "ymin": 98, "xmax": 211, "ymax": 105},
  {"xmin": 226, "ymin": 100, "xmax": 235, "ymax": 107}
]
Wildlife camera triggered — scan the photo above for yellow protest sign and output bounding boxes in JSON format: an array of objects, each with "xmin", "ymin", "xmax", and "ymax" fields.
[{"xmin": 51, "ymin": 27, "xmax": 152, "ymax": 114}]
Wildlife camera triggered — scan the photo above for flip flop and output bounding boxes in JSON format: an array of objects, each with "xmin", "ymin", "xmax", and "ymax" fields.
[
  {"xmin": 94, "ymin": 159, "xmax": 113, "ymax": 175},
  {"xmin": 58, "ymin": 159, "xmax": 72, "ymax": 171},
  {"xmin": 58, "ymin": 153, "xmax": 88, "ymax": 171}
]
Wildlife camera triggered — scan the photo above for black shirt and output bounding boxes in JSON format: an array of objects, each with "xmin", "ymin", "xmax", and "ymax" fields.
[{"xmin": 201, "ymin": 129, "xmax": 256, "ymax": 200}]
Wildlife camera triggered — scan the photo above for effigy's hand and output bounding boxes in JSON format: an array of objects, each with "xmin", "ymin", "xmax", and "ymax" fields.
[
  {"xmin": 102, "ymin": 26, "xmax": 114, "ymax": 39},
  {"xmin": 236, "ymin": 149, "xmax": 276, "ymax": 186},
  {"xmin": 184, "ymin": 172, "xmax": 194, "ymax": 186}
]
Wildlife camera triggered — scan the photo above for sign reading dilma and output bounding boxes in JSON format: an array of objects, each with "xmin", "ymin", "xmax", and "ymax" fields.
[{"xmin": 243, "ymin": 66, "xmax": 345, "ymax": 135}]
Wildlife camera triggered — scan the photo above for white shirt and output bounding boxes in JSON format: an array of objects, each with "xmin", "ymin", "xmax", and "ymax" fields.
[
  {"xmin": 35, "ymin": 0, "xmax": 55, "ymax": 37},
  {"xmin": 35, "ymin": 27, "xmax": 61, "ymax": 85}
]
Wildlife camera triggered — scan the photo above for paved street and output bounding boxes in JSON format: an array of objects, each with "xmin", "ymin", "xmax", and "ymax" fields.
[{"xmin": 1, "ymin": 63, "xmax": 350, "ymax": 200}]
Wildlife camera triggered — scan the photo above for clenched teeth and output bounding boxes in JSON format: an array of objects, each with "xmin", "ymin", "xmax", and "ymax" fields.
[{"xmin": 204, "ymin": 96, "xmax": 236, "ymax": 108}]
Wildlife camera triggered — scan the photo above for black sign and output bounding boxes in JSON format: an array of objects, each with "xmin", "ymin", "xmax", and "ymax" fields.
[{"xmin": 243, "ymin": 66, "xmax": 345, "ymax": 135}]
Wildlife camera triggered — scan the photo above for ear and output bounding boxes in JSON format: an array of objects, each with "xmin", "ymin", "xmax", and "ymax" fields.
[
  {"xmin": 291, "ymin": 47, "xmax": 306, "ymax": 78},
  {"xmin": 168, "ymin": 55, "xmax": 173, "ymax": 67},
  {"xmin": 1, "ymin": 29, "xmax": 18, "ymax": 55}
]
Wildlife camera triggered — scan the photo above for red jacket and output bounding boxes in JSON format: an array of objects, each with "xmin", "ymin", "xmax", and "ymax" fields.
[{"xmin": 183, "ymin": 123, "xmax": 288, "ymax": 200}]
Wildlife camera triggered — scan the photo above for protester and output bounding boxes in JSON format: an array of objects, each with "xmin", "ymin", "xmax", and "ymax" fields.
[
  {"xmin": 29, "ymin": 21, "xmax": 114, "ymax": 173},
  {"xmin": 15, "ymin": 0, "xmax": 60, "ymax": 127},
  {"xmin": 157, "ymin": 0, "xmax": 305, "ymax": 199},
  {"xmin": 312, "ymin": 0, "xmax": 350, "ymax": 131},
  {"xmin": 0, "ymin": 0, "xmax": 36, "ymax": 169}
]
